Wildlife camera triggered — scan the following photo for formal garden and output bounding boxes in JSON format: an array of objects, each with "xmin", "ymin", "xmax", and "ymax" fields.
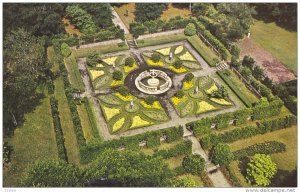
[{"xmin": 3, "ymin": 3, "xmax": 297, "ymax": 189}]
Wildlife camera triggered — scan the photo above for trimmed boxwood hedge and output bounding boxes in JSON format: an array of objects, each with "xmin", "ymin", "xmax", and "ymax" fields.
[
  {"xmin": 200, "ymin": 115, "xmax": 296, "ymax": 150},
  {"xmin": 233, "ymin": 141, "xmax": 286, "ymax": 160},
  {"xmin": 83, "ymin": 97, "xmax": 100, "ymax": 138}
]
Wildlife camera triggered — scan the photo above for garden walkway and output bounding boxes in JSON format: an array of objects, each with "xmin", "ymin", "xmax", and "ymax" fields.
[{"xmin": 111, "ymin": 6, "xmax": 130, "ymax": 34}]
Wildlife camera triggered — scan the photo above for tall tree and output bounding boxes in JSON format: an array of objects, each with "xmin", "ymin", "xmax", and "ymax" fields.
[
  {"xmin": 135, "ymin": 3, "xmax": 167, "ymax": 22},
  {"xmin": 3, "ymin": 28, "xmax": 49, "ymax": 133},
  {"xmin": 3, "ymin": 3, "xmax": 66, "ymax": 36},
  {"xmin": 80, "ymin": 3, "xmax": 113, "ymax": 28}
]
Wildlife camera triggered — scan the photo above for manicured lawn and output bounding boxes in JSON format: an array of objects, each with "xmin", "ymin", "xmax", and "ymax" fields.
[
  {"xmin": 137, "ymin": 33, "xmax": 187, "ymax": 47},
  {"xmin": 64, "ymin": 53, "xmax": 85, "ymax": 91},
  {"xmin": 160, "ymin": 3, "xmax": 191, "ymax": 21},
  {"xmin": 251, "ymin": 20, "xmax": 297, "ymax": 73},
  {"xmin": 114, "ymin": 3, "xmax": 135, "ymax": 30},
  {"xmin": 77, "ymin": 103, "xmax": 94, "ymax": 142},
  {"xmin": 229, "ymin": 125, "xmax": 297, "ymax": 172},
  {"xmin": 165, "ymin": 155, "xmax": 185, "ymax": 169},
  {"xmin": 73, "ymin": 43, "xmax": 129, "ymax": 58},
  {"xmin": 54, "ymin": 76, "xmax": 81, "ymax": 165},
  {"xmin": 3, "ymin": 97, "xmax": 58, "ymax": 187}
]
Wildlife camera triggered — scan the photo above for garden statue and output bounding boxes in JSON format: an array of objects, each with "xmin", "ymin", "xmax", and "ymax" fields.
[
  {"xmin": 112, "ymin": 63, "xmax": 116, "ymax": 69},
  {"xmin": 130, "ymin": 99, "xmax": 134, "ymax": 109},
  {"xmin": 169, "ymin": 52, "xmax": 173, "ymax": 60},
  {"xmin": 194, "ymin": 86, "xmax": 199, "ymax": 94},
  {"xmin": 247, "ymin": 32, "xmax": 251, "ymax": 38}
]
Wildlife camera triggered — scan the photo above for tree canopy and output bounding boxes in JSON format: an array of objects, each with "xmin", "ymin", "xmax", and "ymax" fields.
[
  {"xmin": 135, "ymin": 3, "xmax": 167, "ymax": 22},
  {"xmin": 211, "ymin": 143, "xmax": 234, "ymax": 166}
]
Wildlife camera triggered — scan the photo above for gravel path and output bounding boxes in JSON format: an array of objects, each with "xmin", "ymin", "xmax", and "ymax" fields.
[
  {"xmin": 111, "ymin": 6, "xmax": 130, "ymax": 34},
  {"xmin": 137, "ymin": 29, "xmax": 184, "ymax": 40}
]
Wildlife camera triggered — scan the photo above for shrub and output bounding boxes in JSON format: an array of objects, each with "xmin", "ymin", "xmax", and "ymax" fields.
[
  {"xmin": 86, "ymin": 51, "xmax": 100, "ymax": 67},
  {"xmin": 153, "ymin": 140, "xmax": 192, "ymax": 159},
  {"xmin": 211, "ymin": 143, "xmax": 234, "ymax": 167},
  {"xmin": 172, "ymin": 176, "xmax": 197, "ymax": 187},
  {"xmin": 125, "ymin": 57, "xmax": 135, "ymax": 67},
  {"xmin": 173, "ymin": 60, "xmax": 183, "ymax": 69},
  {"xmin": 163, "ymin": 126, "xmax": 184, "ymax": 143},
  {"xmin": 117, "ymin": 86, "xmax": 130, "ymax": 96},
  {"xmin": 184, "ymin": 23, "xmax": 196, "ymax": 36},
  {"xmin": 61, "ymin": 43, "xmax": 72, "ymax": 57},
  {"xmin": 112, "ymin": 70, "xmax": 123, "ymax": 81},
  {"xmin": 182, "ymin": 154, "xmax": 205, "ymax": 175},
  {"xmin": 211, "ymin": 85, "xmax": 228, "ymax": 99},
  {"xmin": 175, "ymin": 90, "xmax": 185, "ymax": 98},
  {"xmin": 145, "ymin": 95, "xmax": 156, "ymax": 105},
  {"xmin": 246, "ymin": 154, "xmax": 277, "ymax": 186},
  {"xmin": 184, "ymin": 72, "xmax": 194, "ymax": 82},
  {"xmin": 233, "ymin": 141, "xmax": 286, "ymax": 160},
  {"xmin": 151, "ymin": 53, "xmax": 161, "ymax": 63},
  {"xmin": 146, "ymin": 132, "xmax": 160, "ymax": 148}
]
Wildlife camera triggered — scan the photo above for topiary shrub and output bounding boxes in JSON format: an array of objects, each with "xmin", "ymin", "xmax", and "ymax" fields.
[
  {"xmin": 175, "ymin": 90, "xmax": 185, "ymax": 98},
  {"xmin": 118, "ymin": 86, "xmax": 130, "ymax": 96},
  {"xmin": 145, "ymin": 95, "xmax": 156, "ymax": 105},
  {"xmin": 112, "ymin": 70, "xmax": 123, "ymax": 81},
  {"xmin": 86, "ymin": 51, "xmax": 100, "ymax": 67},
  {"xmin": 173, "ymin": 60, "xmax": 183, "ymax": 69},
  {"xmin": 125, "ymin": 57, "xmax": 135, "ymax": 67},
  {"xmin": 61, "ymin": 43, "xmax": 72, "ymax": 58},
  {"xmin": 151, "ymin": 53, "xmax": 161, "ymax": 63},
  {"xmin": 184, "ymin": 73, "xmax": 194, "ymax": 82},
  {"xmin": 182, "ymin": 154, "xmax": 205, "ymax": 175},
  {"xmin": 184, "ymin": 23, "xmax": 196, "ymax": 36},
  {"xmin": 211, "ymin": 143, "xmax": 234, "ymax": 167}
]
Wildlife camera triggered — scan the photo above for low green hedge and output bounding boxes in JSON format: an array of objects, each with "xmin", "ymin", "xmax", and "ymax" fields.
[
  {"xmin": 153, "ymin": 140, "xmax": 192, "ymax": 159},
  {"xmin": 233, "ymin": 141, "xmax": 286, "ymax": 160},
  {"xmin": 83, "ymin": 97, "xmax": 100, "ymax": 138}
]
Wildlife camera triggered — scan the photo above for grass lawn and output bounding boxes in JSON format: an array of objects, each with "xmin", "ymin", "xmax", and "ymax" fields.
[
  {"xmin": 160, "ymin": 3, "xmax": 191, "ymax": 20},
  {"xmin": 114, "ymin": 3, "xmax": 135, "ymax": 30},
  {"xmin": 229, "ymin": 125, "xmax": 297, "ymax": 172},
  {"xmin": 137, "ymin": 33, "xmax": 187, "ymax": 48},
  {"xmin": 3, "ymin": 97, "xmax": 58, "ymax": 187},
  {"xmin": 77, "ymin": 103, "xmax": 94, "ymax": 142},
  {"xmin": 251, "ymin": 20, "xmax": 297, "ymax": 73},
  {"xmin": 54, "ymin": 76, "xmax": 81, "ymax": 165},
  {"xmin": 165, "ymin": 155, "xmax": 185, "ymax": 169},
  {"xmin": 62, "ymin": 18, "xmax": 83, "ymax": 37},
  {"xmin": 64, "ymin": 53, "xmax": 85, "ymax": 91}
]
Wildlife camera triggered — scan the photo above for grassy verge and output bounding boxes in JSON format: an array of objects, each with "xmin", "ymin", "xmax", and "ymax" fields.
[
  {"xmin": 84, "ymin": 97, "xmax": 100, "ymax": 139},
  {"xmin": 77, "ymin": 103, "xmax": 94, "ymax": 142},
  {"xmin": 73, "ymin": 43, "xmax": 129, "ymax": 58},
  {"xmin": 160, "ymin": 3, "xmax": 191, "ymax": 20},
  {"xmin": 137, "ymin": 33, "xmax": 187, "ymax": 48},
  {"xmin": 186, "ymin": 35, "xmax": 220, "ymax": 67},
  {"xmin": 113, "ymin": 3, "xmax": 135, "ymax": 30},
  {"xmin": 64, "ymin": 53, "xmax": 85, "ymax": 91},
  {"xmin": 3, "ymin": 97, "xmax": 58, "ymax": 186},
  {"xmin": 251, "ymin": 20, "xmax": 297, "ymax": 73}
]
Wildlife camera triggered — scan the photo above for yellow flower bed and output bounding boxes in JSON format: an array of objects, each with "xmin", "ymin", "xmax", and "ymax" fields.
[
  {"xmin": 89, "ymin": 69, "xmax": 105, "ymax": 80},
  {"xmin": 206, "ymin": 83, "xmax": 218, "ymax": 94},
  {"xmin": 155, "ymin": 47, "xmax": 171, "ymax": 55},
  {"xmin": 174, "ymin": 46, "xmax": 184, "ymax": 54},
  {"xmin": 171, "ymin": 96, "xmax": 187, "ymax": 106},
  {"xmin": 169, "ymin": 66, "xmax": 187, "ymax": 73},
  {"xmin": 210, "ymin": 98, "xmax": 233, "ymax": 106},
  {"xmin": 102, "ymin": 56, "xmax": 118, "ymax": 65},
  {"xmin": 130, "ymin": 116, "xmax": 152, "ymax": 128},
  {"xmin": 96, "ymin": 63, "xmax": 104, "ymax": 67},
  {"xmin": 102, "ymin": 106, "xmax": 120, "ymax": 120},
  {"xmin": 146, "ymin": 59, "xmax": 165, "ymax": 66},
  {"xmin": 115, "ymin": 92, "xmax": 134, "ymax": 101},
  {"xmin": 179, "ymin": 51, "xmax": 196, "ymax": 61},
  {"xmin": 197, "ymin": 101, "xmax": 217, "ymax": 114},
  {"xmin": 183, "ymin": 80, "xmax": 194, "ymax": 90},
  {"xmin": 140, "ymin": 101, "xmax": 162, "ymax": 109},
  {"xmin": 124, "ymin": 63, "xmax": 138, "ymax": 73},
  {"xmin": 111, "ymin": 80, "xmax": 123, "ymax": 87},
  {"xmin": 112, "ymin": 117, "xmax": 125, "ymax": 132}
]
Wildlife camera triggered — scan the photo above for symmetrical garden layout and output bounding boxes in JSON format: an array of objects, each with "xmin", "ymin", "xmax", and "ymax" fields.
[{"xmin": 77, "ymin": 41, "xmax": 243, "ymax": 136}]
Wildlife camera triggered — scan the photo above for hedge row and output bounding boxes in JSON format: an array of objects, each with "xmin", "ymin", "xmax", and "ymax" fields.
[
  {"xmin": 52, "ymin": 40, "xmax": 86, "ymax": 151},
  {"xmin": 153, "ymin": 140, "xmax": 192, "ymax": 159},
  {"xmin": 83, "ymin": 97, "xmax": 99, "ymax": 138},
  {"xmin": 200, "ymin": 115, "xmax": 296, "ymax": 150},
  {"xmin": 80, "ymin": 126, "xmax": 184, "ymax": 163},
  {"xmin": 233, "ymin": 141, "xmax": 286, "ymax": 160},
  {"xmin": 50, "ymin": 97, "xmax": 68, "ymax": 161},
  {"xmin": 217, "ymin": 71, "xmax": 253, "ymax": 107},
  {"xmin": 250, "ymin": 78, "xmax": 274, "ymax": 101}
]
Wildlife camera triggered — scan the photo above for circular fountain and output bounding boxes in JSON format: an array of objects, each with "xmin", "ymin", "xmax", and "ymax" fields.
[{"xmin": 135, "ymin": 69, "xmax": 172, "ymax": 95}]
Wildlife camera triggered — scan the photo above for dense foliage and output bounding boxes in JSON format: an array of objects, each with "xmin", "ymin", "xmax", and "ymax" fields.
[
  {"xmin": 153, "ymin": 140, "xmax": 192, "ymax": 159},
  {"xmin": 117, "ymin": 86, "xmax": 130, "ymax": 96},
  {"xmin": 172, "ymin": 176, "xmax": 197, "ymax": 187},
  {"xmin": 184, "ymin": 23, "xmax": 197, "ymax": 36},
  {"xmin": 85, "ymin": 149, "xmax": 172, "ymax": 187},
  {"xmin": 61, "ymin": 43, "xmax": 72, "ymax": 57},
  {"xmin": 184, "ymin": 73, "xmax": 194, "ymax": 82},
  {"xmin": 151, "ymin": 53, "xmax": 161, "ymax": 62},
  {"xmin": 112, "ymin": 70, "xmax": 123, "ymax": 81},
  {"xmin": 211, "ymin": 143, "xmax": 234, "ymax": 166},
  {"xmin": 175, "ymin": 90, "xmax": 185, "ymax": 98},
  {"xmin": 182, "ymin": 154, "xmax": 205, "ymax": 175},
  {"xmin": 246, "ymin": 154, "xmax": 277, "ymax": 186},
  {"xmin": 145, "ymin": 96, "xmax": 156, "ymax": 105},
  {"xmin": 135, "ymin": 3, "xmax": 167, "ymax": 22},
  {"xmin": 124, "ymin": 57, "xmax": 135, "ymax": 67}
]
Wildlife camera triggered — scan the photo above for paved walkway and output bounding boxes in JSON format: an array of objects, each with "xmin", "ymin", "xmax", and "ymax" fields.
[{"xmin": 111, "ymin": 6, "xmax": 130, "ymax": 34}]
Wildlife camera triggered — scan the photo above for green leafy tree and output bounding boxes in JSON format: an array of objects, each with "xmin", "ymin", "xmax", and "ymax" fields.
[
  {"xmin": 118, "ymin": 86, "xmax": 130, "ymax": 96},
  {"xmin": 125, "ymin": 57, "xmax": 135, "ymax": 67},
  {"xmin": 211, "ymin": 85, "xmax": 228, "ymax": 98},
  {"xmin": 61, "ymin": 43, "xmax": 72, "ymax": 58},
  {"xmin": 211, "ymin": 143, "xmax": 234, "ymax": 166},
  {"xmin": 112, "ymin": 70, "xmax": 123, "ymax": 81},
  {"xmin": 145, "ymin": 96, "xmax": 156, "ymax": 105},
  {"xmin": 184, "ymin": 73, "xmax": 194, "ymax": 82},
  {"xmin": 80, "ymin": 3, "xmax": 113, "ymax": 28},
  {"xmin": 85, "ymin": 149, "xmax": 172, "ymax": 187},
  {"xmin": 172, "ymin": 176, "xmax": 197, "ymax": 187},
  {"xmin": 241, "ymin": 67, "xmax": 252, "ymax": 81},
  {"xmin": 253, "ymin": 66, "xmax": 265, "ymax": 81},
  {"xmin": 175, "ymin": 90, "xmax": 185, "ymax": 98},
  {"xmin": 246, "ymin": 154, "xmax": 277, "ymax": 186},
  {"xmin": 173, "ymin": 60, "xmax": 183, "ymax": 69},
  {"xmin": 135, "ymin": 3, "xmax": 167, "ymax": 22},
  {"xmin": 22, "ymin": 160, "xmax": 82, "ymax": 187},
  {"xmin": 184, "ymin": 23, "xmax": 197, "ymax": 36},
  {"xmin": 86, "ymin": 51, "xmax": 100, "ymax": 67},
  {"xmin": 151, "ymin": 53, "xmax": 161, "ymax": 63},
  {"xmin": 182, "ymin": 154, "xmax": 205, "ymax": 175},
  {"xmin": 242, "ymin": 55, "xmax": 255, "ymax": 69}
]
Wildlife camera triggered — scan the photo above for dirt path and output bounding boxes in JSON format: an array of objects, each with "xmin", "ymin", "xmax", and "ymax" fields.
[
  {"xmin": 237, "ymin": 37, "xmax": 296, "ymax": 83},
  {"xmin": 111, "ymin": 6, "xmax": 130, "ymax": 34}
]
